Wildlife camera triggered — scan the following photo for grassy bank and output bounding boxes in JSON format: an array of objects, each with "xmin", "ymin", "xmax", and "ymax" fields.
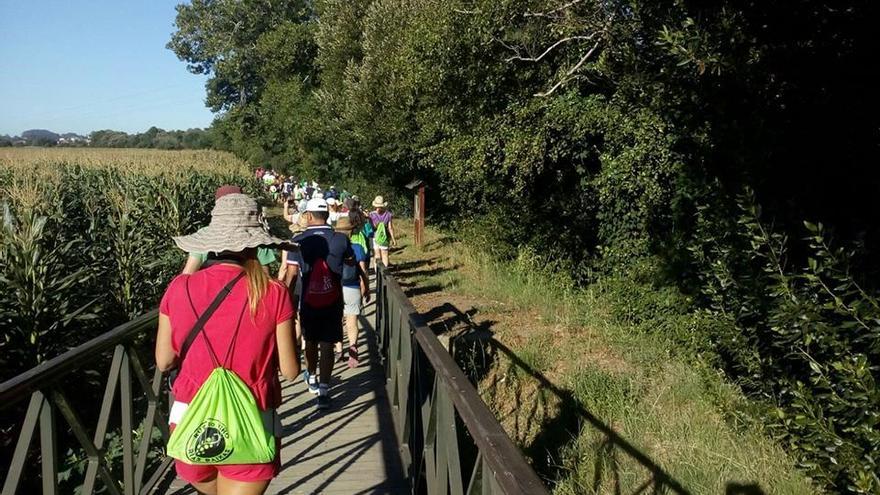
[{"xmin": 387, "ymin": 222, "xmax": 815, "ymax": 494}]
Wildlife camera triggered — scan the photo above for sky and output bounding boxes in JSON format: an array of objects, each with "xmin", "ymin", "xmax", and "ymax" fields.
[{"xmin": 0, "ymin": 0, "xmax": 214, "ymax": 136}]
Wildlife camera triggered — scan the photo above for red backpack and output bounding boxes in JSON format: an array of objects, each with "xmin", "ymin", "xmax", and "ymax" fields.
[{"xmin": 304, "ymin": 257, "xmax": 341, "ymax": 308}]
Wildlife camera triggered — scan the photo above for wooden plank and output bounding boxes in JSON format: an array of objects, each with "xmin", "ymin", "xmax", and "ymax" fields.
[
  {"xmin": 120, "ymin": 350, "xmax": 136, "ymax": 495},
  {"xmin": 2, "ymin": 392, "xmax": 44, "ymax": 495},
  {"xmin": 84, "ymin": 345, "xmax": 124, "ymax": 495},
  {"xmin": 40, "ymin": 391, "xmax": 58, "ymax": 495},
  {"xmin": 134, "ymin": 367, "xmax": 167, "ymax": 491},
  {"xmin": 51, "ymin": 390, "xmax": 122, "ymax": 495}
]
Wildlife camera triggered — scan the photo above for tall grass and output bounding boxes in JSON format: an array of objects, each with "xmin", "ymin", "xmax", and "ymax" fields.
[
  {"xmin": 0, "ymin": 148, "xmax": 253, "ymax": 380},
  {"xmin": 395, "ymin": 226, "xmax": 815, "ymax": 494}
]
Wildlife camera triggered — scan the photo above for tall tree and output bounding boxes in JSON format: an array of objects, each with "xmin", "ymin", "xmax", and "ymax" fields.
[{"xmin": 167, "ymin": 0, "xmax": 315, "ymax": 111}]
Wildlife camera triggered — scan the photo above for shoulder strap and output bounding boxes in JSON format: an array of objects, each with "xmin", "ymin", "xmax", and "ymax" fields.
[{"xmin": 178, "ymin": 272, "xmax": 245, "ymax": 366}]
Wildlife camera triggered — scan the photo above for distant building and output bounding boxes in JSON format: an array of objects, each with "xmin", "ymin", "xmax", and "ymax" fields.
[{"xmin": 57, "ymin": 135, "xmax": 90, "ymax": 145}]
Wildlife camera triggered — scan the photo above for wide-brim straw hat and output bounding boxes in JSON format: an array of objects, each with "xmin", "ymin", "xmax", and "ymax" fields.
[
  {"xmin": 334, "ymin": 215, "xmax": 354, "ymax": 235},
  {"xmin": 289, "ymin": 213, "xmax": 308, "ymax": 234},
  {"xmin": 372, "ymin": 195, "xmax": 388, "ymax": 208},
  {"xmin": 173, "ymin": 194, "xmax": 298, "ymax": 253}
]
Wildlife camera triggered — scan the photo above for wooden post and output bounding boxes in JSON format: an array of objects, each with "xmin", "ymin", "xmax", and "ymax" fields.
[
  {"xmin": 413, "ymin": 185, "xmax": 424, "ymax": 248},
  {"xmin": 406, "ymin": 179, "xmax": 426, "ymax": 249}
]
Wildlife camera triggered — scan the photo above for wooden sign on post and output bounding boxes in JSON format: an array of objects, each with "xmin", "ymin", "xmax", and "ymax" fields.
[{"xmin": 405, "ymin": 179, "xmax": 426, "ymax": 249}]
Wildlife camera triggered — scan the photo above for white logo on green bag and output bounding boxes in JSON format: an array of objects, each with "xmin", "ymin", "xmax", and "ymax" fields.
[{"xmin": 186, "ymin": 418, "xmax": 234, "ymax": 463}]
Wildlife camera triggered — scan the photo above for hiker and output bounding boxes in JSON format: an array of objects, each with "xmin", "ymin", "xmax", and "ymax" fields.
[
  {"xmin": 155, "ymin": 193, "xmax": 300, "ymax": 495},
  {"xmin": 326, "ymin": 198, "xmax": 341, "ymax": 226},
  {"xmin": 345, "ymin": 197, "xmax": 373, "ymax": 271},
  {"xmin": 283, "ymin": 197, "xmax": 354, "ymax": 410},
  {"xmin": 283, "ymin": 193, "xmax": 300, "ymax": 224},
  {"xmin": 293, "ymin": 181, "xmax": 304, "ymax": 205},
  {"xmin": 334, "ymin": 213, "xmax": 371, "ymax": 368},
  {"xmin": 369, "ymin": 196, "xmax": 396, "ymax": 268},
  {"xmin": 262, "ymin": 170, "xmax": 275, "ymax": 187},
  {"xmin": 278, "ymin": 215, "xmax": 309, "ymax": 358},
  {"xmin": 182, "ymin": 185, "xmax": 277, "ymax": 275},
  {"xmin": 281, "ymin": 177, "xmax": 293, "ymax": 202}
]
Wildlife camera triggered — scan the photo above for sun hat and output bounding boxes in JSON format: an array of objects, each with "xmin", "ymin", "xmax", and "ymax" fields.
[
  {"xmin": 326, "ymin": 197, "xmax": 338, "ymax": 206},
  {"xmin": 215, "ymin": 185, "xmax": 243, "ymax": 200},
  {"xmin": 334, "ymin": 215, "xmax": 354, "ymax": 235},
  {"xmin": 372, "ymin": 195, "xmax": 388, "ymax": 208},
  {"xmin": 173, "ymin": 194, "xmax": 297, "ymax": 253},
  {"xmin": 305, "ymin": 197, "xmax": 328, "ymax": 212},
  {"xmin": 290, "ymin": 213, "xmax": 308, "ymax": 234}
]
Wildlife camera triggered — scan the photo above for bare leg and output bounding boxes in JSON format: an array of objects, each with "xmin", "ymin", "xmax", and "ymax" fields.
[
  {"xmin": 190, "ymin": 474, "xmax": 218, "ymax": 495},
  {"xmin": 380, "ymin": 248, "xmax": 390, "ymax": 268},
  {"xmin": 216, "ymin": 474, "xmax": 270, "ymax": 495},
  {"xmin": 345, "ymin": 314, "xmax": 358, "ymax": 349},
  {"xmin": 295, "ymin": 318, "xmax": 304, "ymax": 353}
]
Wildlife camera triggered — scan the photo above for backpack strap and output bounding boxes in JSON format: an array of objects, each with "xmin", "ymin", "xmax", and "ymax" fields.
[{"xmin": 178, "ymin": 272, "xmax": 245, "ymax": 367}]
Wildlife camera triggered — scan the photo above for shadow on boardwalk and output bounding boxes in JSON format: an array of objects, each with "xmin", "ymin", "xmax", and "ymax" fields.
[{"xmin": 159, "ymin": 291, "xmax": 408, "ymax": 495}]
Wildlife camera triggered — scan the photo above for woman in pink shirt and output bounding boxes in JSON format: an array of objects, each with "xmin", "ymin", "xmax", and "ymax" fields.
[{"xmin": 155, "ymin": 193, "xmax": 299, "ymax": 495}]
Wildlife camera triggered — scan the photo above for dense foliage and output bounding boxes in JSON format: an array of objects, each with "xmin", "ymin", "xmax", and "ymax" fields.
[
  {"xmin": 168, "ymin": 0, "xmax": 879, "ymax": 491},
  {"xmin": 88, "ymin": 127, "xmax": 215, "ymax": 149},
  {"xmin": 1, "ymin": 128, "xmax": 215, "ymax": 149}
]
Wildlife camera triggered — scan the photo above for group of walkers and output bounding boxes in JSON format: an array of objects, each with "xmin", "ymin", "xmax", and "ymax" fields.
[
  {"xmin": 255, "ymin": 166, "xmax": 351, "ymax": 206},
  {"xmin": 154, "ymin": 179, "xmax": 395, "ymax": 494}
]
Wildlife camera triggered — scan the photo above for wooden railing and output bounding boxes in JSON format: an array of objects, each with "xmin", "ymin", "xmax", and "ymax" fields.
[
  {"xmin": 375, "ymin": 265, "xmax": 550, "ymax": 495},
  {"xmin": 0, "ymin": 310, "xmax": 172, "ymax": 495},
  {"xmin": 2, "ymin": 265, "xmax": 551, "ymax": 495}
]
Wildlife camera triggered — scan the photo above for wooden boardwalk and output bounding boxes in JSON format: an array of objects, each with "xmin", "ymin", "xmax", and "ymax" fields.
[{"xmin": 160, "ymin": 290, "xmax": 409, "ymax": 494}]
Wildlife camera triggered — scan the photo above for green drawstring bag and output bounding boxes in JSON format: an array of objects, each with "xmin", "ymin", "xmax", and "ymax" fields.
[
  {"xmin": 166, "ymin": 274, "xmax": 275, "ymax": 465},
  {"xmin": 166, "ymin": 368, "xmax": 275, "ymax": 464},
  {"xmin": 374, "ymin": 221, "xmax": 388, "ymax": 247}
]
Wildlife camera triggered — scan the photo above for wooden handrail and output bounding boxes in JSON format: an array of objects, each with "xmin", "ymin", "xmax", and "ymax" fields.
[
  {"xmin": 1, "ymin": 309, "xmax": 170, "ymax": 495},
  {"xmin": 376, "ymin": 265, "xmax": 550, "ymax": 494},
  {"xmin": 0, "ymin": 310, "xmax": 158, "ymax": 406}
]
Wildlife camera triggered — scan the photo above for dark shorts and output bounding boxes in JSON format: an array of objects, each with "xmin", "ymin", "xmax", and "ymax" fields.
[{"xmin": 300, "ymin": 303, "xmax": 343, "ymax": 343}]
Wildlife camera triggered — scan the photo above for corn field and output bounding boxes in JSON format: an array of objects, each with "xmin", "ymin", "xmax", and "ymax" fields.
[{"xmin": 0, "ymin": 148, "xmax": 254, "ymax": 380}]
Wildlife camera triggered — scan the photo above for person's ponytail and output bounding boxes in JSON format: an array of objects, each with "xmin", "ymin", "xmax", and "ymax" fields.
[{"xmin": 243, "ymin": 257, "xmax": 269, "ymax": 316}]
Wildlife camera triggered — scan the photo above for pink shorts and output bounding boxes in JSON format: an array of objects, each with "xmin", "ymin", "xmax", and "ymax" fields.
[
  {"xmin": 175, "ymin": 455, "xmax": 280, "ymax": 483},
  {"xmin": 170, "ymin": 426, "xmax": 280, "ymax": 483}
]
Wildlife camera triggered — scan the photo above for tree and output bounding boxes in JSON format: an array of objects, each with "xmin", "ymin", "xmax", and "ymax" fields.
[{"xmin": 167, "ymin": 0, "xmax": 315, "ymax": 111}]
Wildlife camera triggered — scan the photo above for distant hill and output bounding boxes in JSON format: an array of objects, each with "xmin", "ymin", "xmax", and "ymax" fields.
[
  {"xmin": 0, "ymin": 129, "xmax": 89, "ymax": 147},
  {"xmin": 21, "ymin": 129, "xmax": 60, "ymax": 142}
]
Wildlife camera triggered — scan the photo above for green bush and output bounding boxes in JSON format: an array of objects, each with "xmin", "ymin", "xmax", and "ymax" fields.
[{"xmin": 686, "ymin": 189, "xmax": 880, "ymax": 492}]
